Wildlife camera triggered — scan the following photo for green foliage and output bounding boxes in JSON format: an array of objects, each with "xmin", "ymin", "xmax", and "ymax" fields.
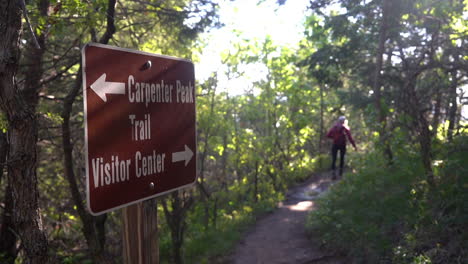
[
  {"xmin": 302, "ymin": 1, "xmax": 467, "ymax": 261},
  {"xmin": 392, "ymin": 135, "xmax": 468, "ymax": 264},
  {"xmin": 166, "ymin": 36, "xmax": 323, "ymax": 262},
  {"xmin": 306, "ymin": 134, "xmax": 468, "ymax": 263},
  {"xmin": 58, "ymin": 252, "xmax": 93, "ymax": 264},
  {"xmin": 0, "ymin": 252, "xmax": 15, "ymax": 264},
  {"xmin": 307, "ymin": 149, "xmax": 424, "ymax": 262},
  {"xmin": 310, "ymin": 153, "xmax": 331, "ymax": 172}
]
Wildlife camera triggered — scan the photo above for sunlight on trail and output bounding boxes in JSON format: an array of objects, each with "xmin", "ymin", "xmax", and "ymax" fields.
[
  {"xmin": 288, "ymin": 201, "xmax": 314, "ymax": 211},
  {"xmin": 232, "ymin": 174, "xmax": 343, "ymax": 264}
]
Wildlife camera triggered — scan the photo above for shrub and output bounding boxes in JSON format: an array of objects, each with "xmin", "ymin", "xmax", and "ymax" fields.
[{"xmin": 306, "ymin": 135, "xmax": 468, "ymax": 263}]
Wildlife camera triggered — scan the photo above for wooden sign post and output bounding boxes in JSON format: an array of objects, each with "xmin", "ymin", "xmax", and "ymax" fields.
[{"xmin": 122, "ymin": 200, "xmax": 158, "ymax": 264}]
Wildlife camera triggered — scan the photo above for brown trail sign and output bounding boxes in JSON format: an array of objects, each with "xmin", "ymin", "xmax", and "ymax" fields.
[{"xmin": 82, "ymin": 43, "xmax": 197, "ymax": 215}]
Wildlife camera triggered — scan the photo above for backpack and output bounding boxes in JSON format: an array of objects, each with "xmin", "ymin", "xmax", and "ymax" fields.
[{"xmin": 333, "ymin": 125, "xmax": 346, "ymax": 146}]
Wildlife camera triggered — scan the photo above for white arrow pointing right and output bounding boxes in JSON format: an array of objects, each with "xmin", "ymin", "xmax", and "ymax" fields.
[
  {"xmin": 90, "ymin": 73, "xmax": 126, "ymax": 102},
  {"xmin": 172, "ymin": 145, "xmax": 194, "ymax": 167}
]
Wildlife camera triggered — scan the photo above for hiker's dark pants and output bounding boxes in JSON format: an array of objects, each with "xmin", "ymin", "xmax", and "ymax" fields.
[{"xmin": 331, "ymin": 144, "xmax": 346, "ymax": 171}]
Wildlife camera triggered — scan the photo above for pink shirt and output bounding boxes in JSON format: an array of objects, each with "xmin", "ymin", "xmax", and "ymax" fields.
[{"xmin": 326, "ymin": 123, "xmax": 356, "ymax": 148}]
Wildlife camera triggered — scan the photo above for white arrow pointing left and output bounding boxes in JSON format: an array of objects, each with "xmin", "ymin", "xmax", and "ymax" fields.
[
  {"xmin": 90, "ymin": 73, "xmax": 125, "ymax": 102},
  {"xmin": 172, "ymin": 145, "xmax": 194, "ymax": 167}
]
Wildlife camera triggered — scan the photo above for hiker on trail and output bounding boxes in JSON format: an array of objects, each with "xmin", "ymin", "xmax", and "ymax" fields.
[{"xmin": 326, "ymin": 116, "xmax": 357, "ymax": 179}]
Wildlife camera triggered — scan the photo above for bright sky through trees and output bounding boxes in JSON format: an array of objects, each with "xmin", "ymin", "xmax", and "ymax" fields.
[
  {"xmin": 196, "ymin": 0, "xmax": 310, "ymax": 95},
  {"xmin": 194, "ymin": 0, "xmax": 467, "ymax": 118}
]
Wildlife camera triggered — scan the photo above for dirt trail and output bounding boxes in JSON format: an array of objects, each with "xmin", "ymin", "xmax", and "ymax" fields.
[{"xmin": 230, "ymin": 172, "xmax": 346, "ymax": 264}]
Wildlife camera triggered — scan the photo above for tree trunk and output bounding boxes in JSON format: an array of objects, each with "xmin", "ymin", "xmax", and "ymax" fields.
[
  {"xmin": 60, "ymin": 0, "xmax": 117, "ymax": 260},
  {"xmin": 372, "ymin": 0, "xmax": 393, "ymax": 163},
  {"xmin": 431, "ymin": 83, "xmax": 443, "ymax": 137},
  {"xmin": 0, "ymin": 132, "xmax": 17, "ymax": 264},
  {"xmin": 233, "ymin": 108, "xmax": 242, "ymax": 185},
  {"xmin": 0, "ymin": 1, "xmax": 49, "ymax": 262},
  {"xmin": 211, "ymin": 198, "xmax": 218, "ymax": 229},
  {"xmin": 162, "ymin": 192, "xmax": 192, "ymax": 264},
  {"xmin": 318, "ymin": 85, "xmax": 324, "ymax": 168},
  {"xmin": 5, "ymin": 114, "xmax": 49, "ymax": 263},
  {"xmin": 405, "ymin": 76, "xmax": 435, "ymax": 187},
  {"xmin": 61, "ymin": 69, "xmax": 108, "ymax": 262},
  {"xmin": 447, "ymin": 70, "xmax": 458, "ymax": 141},
  {"xmin": 221, "ymin": 133, "xmax": 229, "ymax": 190},
  {"xmin": 197, "ymin": 82, "xmax": 217, "ymax": 231},
  {"xmin": 0, "ymin": 180, "xmax": 17, "ymax": 264},
  {"xmin": 254, "ymin": 160, "xmax": 259, "ymax": 202},
  {"xmin": 0, "ymin": 132, "xmax": 7, "ymax": 184},
  {"xmin": 419, "ymin": 118, "xmax": 435, "ymax": 186}
]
